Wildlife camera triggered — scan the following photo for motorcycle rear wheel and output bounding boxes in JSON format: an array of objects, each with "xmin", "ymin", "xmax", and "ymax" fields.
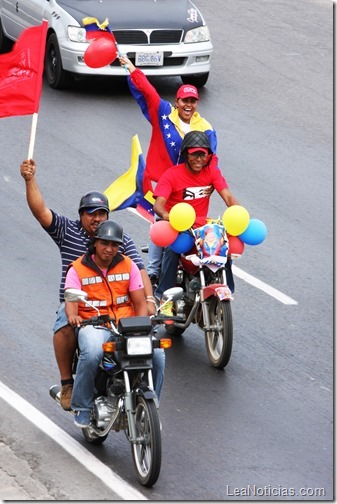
[
  {"xmin": 205, "ymin": 297, "xmax": 233, "ymax": 369},
  {"xmin": 131, "ymin": 396, "xmax": 161, "ymax": 487}
]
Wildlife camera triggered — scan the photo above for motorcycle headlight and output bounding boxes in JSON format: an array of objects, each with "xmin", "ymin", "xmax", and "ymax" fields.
[
  {"xmin": 67, "ymin": 26, "xmax": 87, "ymax": 43},
  {"xmin": 184, "ymin": 25, "xmax": 210, "ymax": 43},
  {"xmin": 127, "ymin": 336, "xmax": 152, "ymax": 356}
]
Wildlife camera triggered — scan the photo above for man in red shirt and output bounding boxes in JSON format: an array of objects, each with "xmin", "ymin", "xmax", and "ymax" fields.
[{"xmin": 153, "ymin": 131, "xmax": 239, "ymax": 300}]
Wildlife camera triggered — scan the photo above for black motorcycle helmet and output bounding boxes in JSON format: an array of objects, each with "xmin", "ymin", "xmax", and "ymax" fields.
[
  {"xmin": 94, "ymin": 220, "xmax": 124, "ymax": 244},
  {"xmin": 78, "ymin": 191, "xmax": 109, "ymax": 215},
  {"xmin": 180, "ymin": 130, "xmax": 213, "ymax": 157}
]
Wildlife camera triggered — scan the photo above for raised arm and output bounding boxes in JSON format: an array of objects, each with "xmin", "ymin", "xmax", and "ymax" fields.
[
  {"xmin": 20, "ymin": 159, "xmax": 53, "ymax": 228},
  {"xmin": 118, "ymin": 54, "xmax": 162, "ymax": 115},
  {"xmin": 118, "ymin": 55, "xmax": 136, "ymax": 74}
]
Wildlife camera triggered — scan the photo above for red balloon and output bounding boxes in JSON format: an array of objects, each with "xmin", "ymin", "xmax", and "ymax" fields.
[
  {"xmin": 228, "ymin": 235, "xmax": 245, "ymax": 257},
  {"xmin": 149, "ymin": 221, "xmax": 179, "ymax": 247},
  {"xmin": 84, "ymin": 36, "xmax": 118, "ymax": 68}
]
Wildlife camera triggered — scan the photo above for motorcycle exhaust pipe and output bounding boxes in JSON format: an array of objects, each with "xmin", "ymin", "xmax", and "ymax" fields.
[
  {"xmin": 173, "ymin": 302, "xmax": 200, "ymax": 329},
  {"xmin": 49, "ymin": 384, "xmax": 61, "ymax": 405}
]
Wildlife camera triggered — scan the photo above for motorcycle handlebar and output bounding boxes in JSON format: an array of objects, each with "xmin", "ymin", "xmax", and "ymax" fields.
[
  {"xmin": 79, "ymin": 314, "xmax": 115, "ymax": 327},
  {"xmin": 77, "ymin": 314, "xmax": 183, "ymax": 332},
  {"xmin": 76, "ymin": 314, "xmax": 174, "ymax": 354}
]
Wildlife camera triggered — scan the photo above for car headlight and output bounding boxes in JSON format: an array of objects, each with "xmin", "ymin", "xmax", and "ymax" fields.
[
  {"xmin": 127, "ymin": 336, "xmax": 152, "ymax": 356},
  {"xmin": 184, "ymin": 25, "xmax": 210, "ymax": 43},
  {"xmin": 67, "ymin": 26, "xmax": 87, "ymax": 43}
]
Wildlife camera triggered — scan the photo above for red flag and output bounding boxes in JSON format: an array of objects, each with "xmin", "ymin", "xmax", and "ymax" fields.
[{"xmin": 0, "ymin": 21, "xmax": 48, "ymax": 119}]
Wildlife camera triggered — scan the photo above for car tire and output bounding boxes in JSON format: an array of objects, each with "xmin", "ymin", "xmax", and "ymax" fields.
[
  {"xmin": 0, "ymin": 18, "xmax": 13, "ymax": 53},
  {"xmin": 45, "ymin": 33, "xmax": 73, "ymax": 89},
  {"xmin": 181, "ymin": 72, "xmax": 209, "ymax": 88}
]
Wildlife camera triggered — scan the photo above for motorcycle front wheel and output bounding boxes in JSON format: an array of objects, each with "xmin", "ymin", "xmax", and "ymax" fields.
[
  {"xmin": 131, "ymin": 396, "xmax": 161, "ymax": 487},
  {"xmin": 205, "ymin": 297, "xmax": 233, "ymax": 369}
]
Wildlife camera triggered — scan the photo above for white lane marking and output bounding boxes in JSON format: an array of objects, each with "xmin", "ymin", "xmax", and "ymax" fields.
[
  {"xmin": 128, "ymin": 208, "xmax": 298, "ymax": 305},
  {"xmin": 232, "ymin": 265, "xmax": 298, "ymax": 305},
  {"xmin": 0, "ymin": 381, "xmax": 147, "ymax": 501}
]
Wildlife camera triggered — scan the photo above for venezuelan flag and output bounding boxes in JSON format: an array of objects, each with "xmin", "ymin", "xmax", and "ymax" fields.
[
  {"xmin": 136, "ymin": 191, "xmax": 155, "ymax": 223},
  {"xmin": 104, "ymin": 135, "xmax": 155, "ymax": 223},
  {"xmin": 82, "ymin": 17, "xmax": 117, "ymax": 43}
]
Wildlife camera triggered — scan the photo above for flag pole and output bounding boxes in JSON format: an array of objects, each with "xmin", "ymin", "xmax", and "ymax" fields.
[
  {"xmin": 28, "ymin": 112, "xmax": 38, "ymax": 160},
  {"xmin": 27, "ymin": 20, "xmax": 47, "ymax": 160}
]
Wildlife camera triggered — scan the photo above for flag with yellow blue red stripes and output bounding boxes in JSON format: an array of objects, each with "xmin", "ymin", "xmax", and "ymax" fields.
[{"xmin": 104, "ymin": 135, "xmax": 155, "ymax": 223}]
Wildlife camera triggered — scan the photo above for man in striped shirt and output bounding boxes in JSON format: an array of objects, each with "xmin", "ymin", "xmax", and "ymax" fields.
[{"xmin": 20, "ymin": 159, "xmax": 163, "ymax": 411}]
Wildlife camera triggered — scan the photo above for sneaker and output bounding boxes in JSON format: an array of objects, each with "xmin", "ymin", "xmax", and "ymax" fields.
[
  {"xmin": 60, "ymin": 383, "xmax": 73, "ymax": 411},
  {"xmin": 74, "ymin": 410, "xmax": 91, "ymax": 428},
  {"xmin": 160, "ymin": 300, "xmax": 174, "ymax": 316}
]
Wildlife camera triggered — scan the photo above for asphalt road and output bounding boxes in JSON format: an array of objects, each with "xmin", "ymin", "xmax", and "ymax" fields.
[{"xmin": 0, "ymin": 0, "xmax": 333, "ymax": 500}]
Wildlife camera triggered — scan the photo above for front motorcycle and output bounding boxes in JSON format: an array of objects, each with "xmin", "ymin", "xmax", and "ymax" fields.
[
  {"xmin": 162, "ymin": 219, "xmax": 234, "ymax": 369},
  {"xmin": 50, "ymin": 288, "xmax": 172, "ymax": 487}
]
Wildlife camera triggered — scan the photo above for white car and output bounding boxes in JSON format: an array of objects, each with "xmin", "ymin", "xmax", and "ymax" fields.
[{"xmin": 0, "ymin": 0, "xmax": 213, "ymax": 89}]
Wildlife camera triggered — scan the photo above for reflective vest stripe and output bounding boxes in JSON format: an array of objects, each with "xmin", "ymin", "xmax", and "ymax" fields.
[
  {"xmin": 107, "ymin": 273, "xmax": 130, "ymax": 282},
  {"xmin": 82, "ymin": 276, "xmax": 103, "ymax": 285},
  {"xmin": 116, "ymin": 295, "xmax": 129, "ymax": 305}
]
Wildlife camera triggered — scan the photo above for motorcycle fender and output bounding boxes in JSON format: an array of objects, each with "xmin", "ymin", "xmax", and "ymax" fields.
[
  {"xmin": 202, "ymin": 284, "xmax": 232, "ymax": 301},
  {"xmin": 136, "ymin": 386, "xmax": 159, "ymax": 408}
]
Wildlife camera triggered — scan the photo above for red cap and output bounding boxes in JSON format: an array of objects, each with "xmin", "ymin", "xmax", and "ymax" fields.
[
  {"xmin": 176, "ymin": 84, "xmax": 199, "ymax": 100},
  {"xmin": 187, "ymin": 147, "xmax": 209, "ymax": 155}
]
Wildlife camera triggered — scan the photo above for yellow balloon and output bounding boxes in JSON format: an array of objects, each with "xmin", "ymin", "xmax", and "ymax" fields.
[
  {"xmin": 222, "ymin": 205, "xmax": 250, "ymax": 236},
  {"xmin": 169, "ymin": 203, "xmax": 196, "ymax": 232}
]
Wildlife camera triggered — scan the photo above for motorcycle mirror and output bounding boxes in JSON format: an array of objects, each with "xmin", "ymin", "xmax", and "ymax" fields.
[
  {"xmin": 162, "ymin": 287, "xmax": 184, "ymax": 302},
  {"xmin": 64, "ymin": 288, "xmax": 88, "ymax": 302},
  {"xmin": 64, "ymin": 288, "xmax": 101, "ymax": 316}
]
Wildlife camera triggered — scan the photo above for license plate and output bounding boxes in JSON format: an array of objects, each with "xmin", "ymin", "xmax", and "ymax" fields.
[{"xmin": 135, "ymin": 51, "xmax": 164, "ymax": 66}]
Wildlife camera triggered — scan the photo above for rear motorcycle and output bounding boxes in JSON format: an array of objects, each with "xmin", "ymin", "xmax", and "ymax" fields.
[
  {"xmin": 50, "ymin": 288, "xmax": 172, "ymax": 487},
  {"xmin": 153, "ymin": 219, "xmax": 235, "ymax": 369}
]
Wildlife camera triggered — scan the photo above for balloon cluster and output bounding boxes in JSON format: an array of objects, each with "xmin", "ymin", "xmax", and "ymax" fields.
[
  {"xmin": 222, "ymin": 205, "xmax": 267, "ymax": 257},
  {"xmin": 149, "ymin": 203, "xmax": 267, "ymax": 258},
  {"xmin": 150, "ymin": 203, "xmax": 196, "ymax": 254}
]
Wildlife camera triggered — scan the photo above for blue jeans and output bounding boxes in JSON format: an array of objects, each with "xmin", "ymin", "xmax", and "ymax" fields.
[
  {"xmin": 155, "ymin": 247, "xmax": 180, "ymax": 299},
  {"xmin": 71, "ymin": 325, "xmax": 165, "ymax": 412},
  {"xmin": 147, "ymin": 241, "xmax": 164, "ymax": 278}
]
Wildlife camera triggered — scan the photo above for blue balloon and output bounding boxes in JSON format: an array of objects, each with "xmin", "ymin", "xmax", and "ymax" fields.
[
  {"xmin": 169, "ymin": 231, "xmax": 195, "ymax": 254},
  {"xmin": 239, "ymin": 218, "xmax": 267, "ymax": 245}
]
